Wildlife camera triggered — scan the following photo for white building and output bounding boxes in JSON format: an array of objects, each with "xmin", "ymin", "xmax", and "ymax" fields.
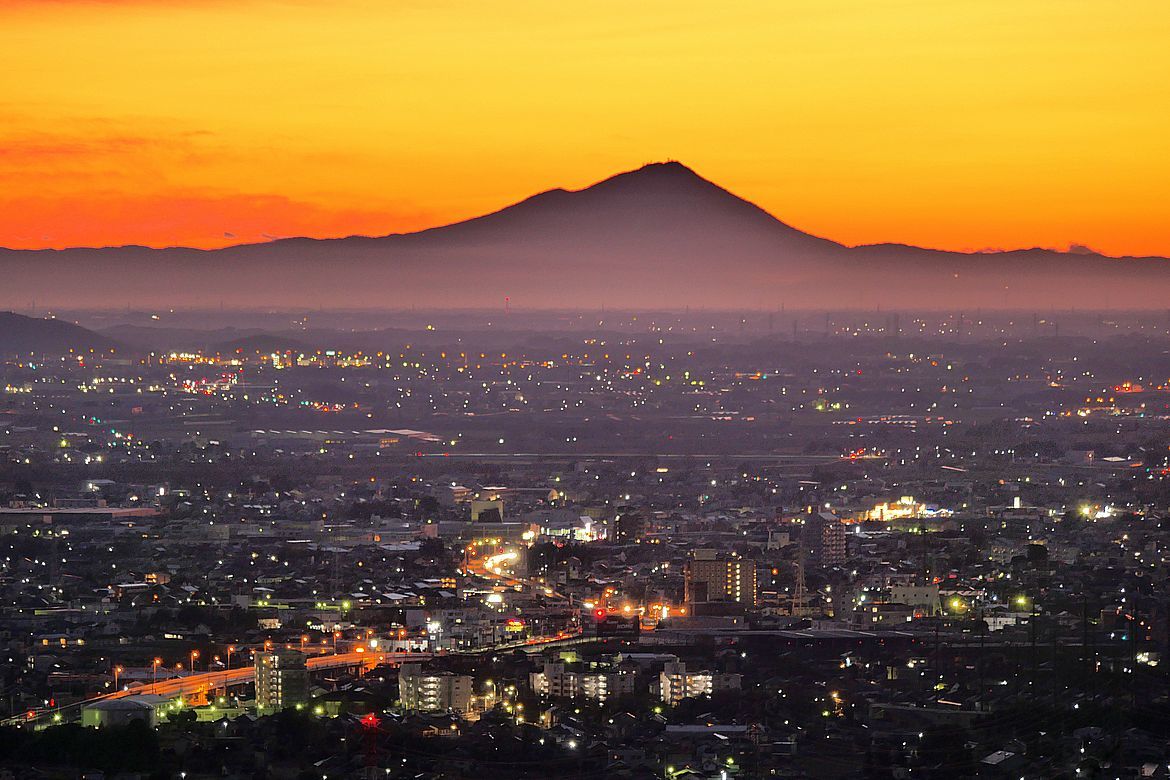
[
  {"xmin": 657, "ymin": 661, "xmax": 741, "ymax": 705},
  {"xmin": 398, "ymin": 663, "xmax": 473, "ymax": 714},
  {"xmin": 529, "ymin": 662, "xmax": 636, "ymax": 703}
]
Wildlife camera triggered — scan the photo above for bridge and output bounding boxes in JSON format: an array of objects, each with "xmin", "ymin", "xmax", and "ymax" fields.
[
  {"xmin": 10, "ymin": 539, "xmax": 585, "ymax": 729},
  {"xmin": 7, "ymin": 650, "xmax": 432, "ymax": 728}
]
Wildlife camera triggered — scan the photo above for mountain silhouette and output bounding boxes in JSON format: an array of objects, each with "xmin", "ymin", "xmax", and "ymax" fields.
[
  {"xmin": 1, "ymin": 162, "xmax": 1166, "ymax": 310},
  {"xmin": 0, "ymin": 312, "xmax": 115, "ymax": 355}
]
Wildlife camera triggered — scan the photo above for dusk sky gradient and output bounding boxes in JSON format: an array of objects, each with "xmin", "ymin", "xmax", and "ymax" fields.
[{"xmin": 3, "ymin": 0, "xmax": 1168, "ymax": 254}]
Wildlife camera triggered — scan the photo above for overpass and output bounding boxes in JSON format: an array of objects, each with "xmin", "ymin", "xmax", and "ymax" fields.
[
  {"xmin": 115, "ymin": 650, "xmax": 432, "ymax": 702},
  {"xmin": 6, "ymin": 650, "xmax": 432, "ymax": 729},
  {"xmin": 11, "ymin": 543, "xmax": 586, "ymax": 730}
]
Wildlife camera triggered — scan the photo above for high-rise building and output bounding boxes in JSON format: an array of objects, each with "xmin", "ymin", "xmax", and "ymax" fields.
[
  {"xmin": 684, "ymin": 550, "xmax": 757, "ymax": 606},
  {"xmin": 398, "ymin": 663, "xmax": 473, "ymax": 714},
  {"xmin": 255, "ymin": 650, "xmax": 309, "ymax": 713},
  {"xmin": 809, "ymin": 511, "xmax": 848, "ymax": 567}
]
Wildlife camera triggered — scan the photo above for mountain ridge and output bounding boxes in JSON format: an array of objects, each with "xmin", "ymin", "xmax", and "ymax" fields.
[
  {"xmin": 0, "ymin": 162, "xmax": 1157, "ymax": 261},
  {"xmin": 0, "ymin": 161, "xmax": 1166, "ymax": 310}
]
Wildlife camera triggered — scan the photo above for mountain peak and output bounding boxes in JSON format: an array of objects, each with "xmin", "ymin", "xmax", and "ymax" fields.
[
  {"xmin": 629, "ymin": 160, "xmax": 700, "ymax": 176},
  {"xmin": 588, "ymin": 160, "xmax": 712, "ymax": 191},
  {"xmin": 2, "ymin": 162, "xmax": 1166, "ymax": 312},
  {"xmin": 409, "ymin": 158, "xmax": 828, "ymax": 252}
]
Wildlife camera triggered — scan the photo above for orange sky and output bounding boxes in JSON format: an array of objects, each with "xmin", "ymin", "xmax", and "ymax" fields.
[{"xmin": 2, "ymin": 0, "xmax": 1168, "ymax": 255}]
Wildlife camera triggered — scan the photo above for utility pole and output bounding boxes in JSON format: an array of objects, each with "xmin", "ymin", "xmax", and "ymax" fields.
[{"xmin": 1030, "ymin": 595, "xmax": 1038, "ymax": 692}]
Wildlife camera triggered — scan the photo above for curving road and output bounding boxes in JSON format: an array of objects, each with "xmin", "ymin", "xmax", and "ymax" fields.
[{"xmin": 7, "ymin": 651, "xmax": 432, "ymax": 728}]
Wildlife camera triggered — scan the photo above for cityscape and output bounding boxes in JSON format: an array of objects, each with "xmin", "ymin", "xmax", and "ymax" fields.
[
  {"xmin": 1, "ymin": 309, "xmax": 1170, "ymax": 777},
  {"xmin": 4, "ymin": 1, "xmax": 1170, "ymax": 778}
]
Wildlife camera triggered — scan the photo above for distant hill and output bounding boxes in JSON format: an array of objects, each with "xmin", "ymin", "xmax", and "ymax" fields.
[
  {"xmin": 101, "ymin": 324, "xmax": 273, "ymax": 353},
  {"xmin": 0, "ymin": 312, "xmax": 116, "ymax": 355},
  {"xmin": 211, "ymin": 333, "xmax": 310, "ymax": 354},
  {"xmin": 1, "ymin": 162, "xmax": 1167, "ymax": 310}
]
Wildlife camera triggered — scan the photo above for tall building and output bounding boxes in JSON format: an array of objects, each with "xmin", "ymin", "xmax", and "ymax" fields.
[
  {"xmin": 809, "ymin": 511, "xmax": 848, "ymax": 567},
  {"xmin": 398, "ymin": 663, "xmax": 473, "ymax": 714},
  {"xmin": 684, "ymin": 550, "xmax": 757, "ymax": 606},
  {"xmin": 255, "ymin": 650, "xmax": 309, "ymax": 713},
  {"xmin": 657, "ymin": 661, "xmax": 742, "ymax": 705}
]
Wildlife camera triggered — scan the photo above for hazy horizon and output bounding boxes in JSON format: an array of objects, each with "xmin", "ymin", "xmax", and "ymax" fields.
[
  {"xmin": 5, "ymin": 1, "xmax": 1170, "ymax": 256},
  {"xmin": 0, "ymin": 160, "xmax": 1150, "ymax": 260}
]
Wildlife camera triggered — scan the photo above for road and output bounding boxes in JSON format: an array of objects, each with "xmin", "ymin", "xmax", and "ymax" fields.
[
  {"xmin": 113, "ymin": 650, "xmax": 432, "ymax": 701},
  {"xmin": 13, "ymin": 548, "xmax": 581, "ymax": 728},
  {"xmin": 417, "ymin": 452, "xmax": 881, "ymax": 461},
  {"xmin": 463, "ymin": 547, "xmax": 583, "ymax": 650},
  {"xmin": 473, "ymin": 550, "xmax": 571, "ymax": 602},
  {"xmin": 7, "ymin": 651, "xmax": 431, "ymax": 728}
]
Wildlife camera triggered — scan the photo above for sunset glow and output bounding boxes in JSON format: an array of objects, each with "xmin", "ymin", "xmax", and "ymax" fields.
[{"xmin": 3, "ymin": 0, "xmax": 1168, "ymax": 254}]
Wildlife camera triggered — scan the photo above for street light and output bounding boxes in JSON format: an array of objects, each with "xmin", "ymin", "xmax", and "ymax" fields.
[
  {"xmin": 190, "ymin": 649, "xmax": 200, "ymax": 674},
  {"xmin": 152, "ymin": 658, "xmax": 162, "ymax": 692},
  {"xmin": 226, "ymin": 645, "xmax": 236, "ymax": 670},
  {"xmin": 113, "ymin": 665, "xmax": 124, "ymax": 691}
]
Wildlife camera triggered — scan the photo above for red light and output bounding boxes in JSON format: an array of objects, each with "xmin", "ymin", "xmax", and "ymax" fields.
[
  {"xmin": 594, "ymin": 609, "xmax": 606, "ymax": 620},
  {"xmin": 361, "ymin": 713, "xmax": 380, "ymax": 728}
]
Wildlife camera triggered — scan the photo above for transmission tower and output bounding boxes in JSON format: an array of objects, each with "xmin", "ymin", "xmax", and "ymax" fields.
[{"xmin": 792, "ymin": 540, "xmax": 809, "ymax": 617}]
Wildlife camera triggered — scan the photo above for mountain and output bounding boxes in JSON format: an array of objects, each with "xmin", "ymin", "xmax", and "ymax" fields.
[
  {"xmin": 1, "ymin": 162, "xmax": 1166, "ymax": 310},
  {"xmin": 0, "ymin": 312, "xmax": 116, "ymax": 355}
]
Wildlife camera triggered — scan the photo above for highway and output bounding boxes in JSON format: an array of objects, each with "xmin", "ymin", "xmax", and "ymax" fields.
[
  {"xmin": 474, "ymin": 549, "xmax": 571, "ymax": 602},
  {"xmin": 111, "ymin": 650, "xmax": 432, "ymax": 701},
  {"xmin": 417, "ymin": 451, "xmax": 880, "ymax": 462},
  {"xmin": 6, "ymin": 651, "xmax": 431, "ymax": 728},
  {"xmin": 11, "ymin": 543, "xmax": 580, "ymax": 729}
]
